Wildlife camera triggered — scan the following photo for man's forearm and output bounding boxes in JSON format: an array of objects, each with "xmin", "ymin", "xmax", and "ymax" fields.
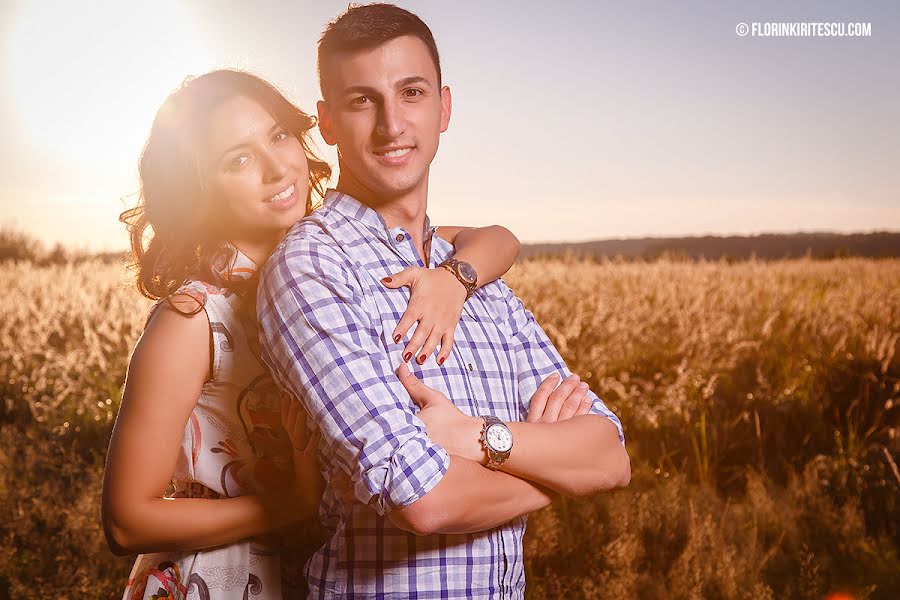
[
  {"xmin": 503, "ymin": 415, "xmax": 630, "ymax": 497},
  {"xmin": 453, "ymin": 413, "xmax": 629, "ymax": 498},
  {"xmin": 388, "ymin": 454, "xmax": 555, "ymax": 535}
]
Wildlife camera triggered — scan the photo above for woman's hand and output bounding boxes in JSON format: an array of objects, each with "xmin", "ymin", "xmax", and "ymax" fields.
[
  {"xmin": 279, "ymin": 394, "xmax": 325, "ymax": 520},
  {"xmin": 381, "ymin": 266, "xmax": 468, "ymax": 366}
]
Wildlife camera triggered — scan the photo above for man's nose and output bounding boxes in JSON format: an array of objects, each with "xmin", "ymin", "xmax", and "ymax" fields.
[{"xmin": 375, "ymin": 98, "xmax": 405, "ymax": 140}]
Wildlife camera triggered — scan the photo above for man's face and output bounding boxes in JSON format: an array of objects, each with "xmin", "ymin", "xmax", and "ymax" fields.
[{"xmin": 318, "ymin": 35, "xmax": 451, "ymax": 202}]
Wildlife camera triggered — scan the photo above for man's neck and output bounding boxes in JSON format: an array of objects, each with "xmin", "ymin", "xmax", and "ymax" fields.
[{"xmin": 335, "ymin": 170, "xmax": 431, "ymax": 264}]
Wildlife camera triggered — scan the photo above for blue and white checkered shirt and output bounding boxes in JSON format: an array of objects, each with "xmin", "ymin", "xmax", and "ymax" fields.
[{"xmin": 257, "ymin": 190, "xmax": 624, "ymax": 599}]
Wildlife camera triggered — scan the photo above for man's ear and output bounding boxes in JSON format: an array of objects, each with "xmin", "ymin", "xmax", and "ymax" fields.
[
  {"xmin": 317, "ymin": 100, "xmax": 337, "ymax": 146},
  {"xmin": 439, "ymin": 86, "xmax": 452, "ymax": 133}
]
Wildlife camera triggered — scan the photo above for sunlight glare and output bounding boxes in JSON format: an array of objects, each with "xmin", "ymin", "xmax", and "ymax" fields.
[{"xmin": 6, "ymin": 0, "xmax": 213, "ymax": 169}]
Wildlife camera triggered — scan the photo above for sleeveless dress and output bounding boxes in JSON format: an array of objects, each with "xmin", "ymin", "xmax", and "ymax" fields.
[{"xmin": 122, "ymin": 245, "xmax": 315, "ymax": 600}]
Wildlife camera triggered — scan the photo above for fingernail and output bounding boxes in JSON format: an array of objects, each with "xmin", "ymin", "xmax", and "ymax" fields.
[
  {"xmin": 578, "ymin": 382, "xmax": 589, "ymax": 389},
  {"xmin": 417, "ymin": 354, "xmax": 426, "ymax": 364},
  {"xmin": 393, "ymin": 334, "xmax": 401, "ymax": 343},
  {"xmin": 438, "ymin": 357, "xmax": 445, "ymax": 366},
  {"xmin": 382, "ymin": 277, "xmax": 392, "ymax": 283},
  {"xmin": 403, "ymin": 352, "xmax": 412, "ymax": 362}
]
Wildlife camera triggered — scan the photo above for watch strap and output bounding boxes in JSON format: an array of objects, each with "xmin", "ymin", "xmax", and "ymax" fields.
[
  {"xmin": 479, "ymin": 415, "xmax": 512, "ymax": 470},
  {"xmin": 438, "ymin": 258, "xmax": 477, "ymax": 300}
]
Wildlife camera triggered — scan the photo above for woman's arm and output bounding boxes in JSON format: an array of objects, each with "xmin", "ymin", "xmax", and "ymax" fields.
[
  {"xmin": 101, "ymin": 298, "xmax": 313, "ymax": 556},
  {"xmin": 434, "ymin": 225, "xmax": 521, "ymax": 286},
  {"xmin": 382, "ymin": 225, "xmax": 521, "ymax": 366}
]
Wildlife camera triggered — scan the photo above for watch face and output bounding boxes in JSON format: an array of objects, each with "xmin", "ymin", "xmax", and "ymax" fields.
[
  {"xmin": 458, "ymin": 261, "xmax": 477, "ymax": 284},
  {"xmin": 486, "ymin": 424, "xmax": 513, "ymax": 452}
]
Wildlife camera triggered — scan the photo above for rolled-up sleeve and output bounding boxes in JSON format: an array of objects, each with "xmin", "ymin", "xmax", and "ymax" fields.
[
  {"xmin": 257, "ymin": 236, "xmax": 450, "ymax": 515},
  {"xmin": 495, "ymin": 281, "xmax": 626, "ymax": 445}
]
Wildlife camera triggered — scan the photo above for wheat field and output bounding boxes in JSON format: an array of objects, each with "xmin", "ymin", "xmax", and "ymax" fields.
[{"xmin": 1, "ymin": 256, "xmax": 898, "ymax": 598}]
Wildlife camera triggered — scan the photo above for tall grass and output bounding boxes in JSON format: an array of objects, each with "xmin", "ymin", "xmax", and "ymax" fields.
[{"xmin": 1, "ymin": 256, "xmax": 897, "ymax": 598}]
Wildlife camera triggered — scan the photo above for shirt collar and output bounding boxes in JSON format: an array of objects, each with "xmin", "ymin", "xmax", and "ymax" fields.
[
  {"xmin": 212, "ymin": 242, "xmax": 259, "ymax": 288},
  {"xmin": 323, "ymin": 188, "xmax": 434, "ymax": 244}
]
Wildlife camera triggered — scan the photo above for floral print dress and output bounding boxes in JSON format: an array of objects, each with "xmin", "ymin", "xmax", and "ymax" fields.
[{"xmin": 122, "ymin": 246, "xmax": 309, "ymax": 600}]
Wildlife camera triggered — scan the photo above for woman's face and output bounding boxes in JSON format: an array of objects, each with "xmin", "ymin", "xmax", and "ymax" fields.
[{"xmin": 202, "ymin": 95, "xmax": 310, "ymax": 243}]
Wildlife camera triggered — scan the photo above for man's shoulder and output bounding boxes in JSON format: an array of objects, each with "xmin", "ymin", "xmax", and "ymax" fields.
[{"xmin": 264, "ymin": 211, "xmax": 352, "ymax": 278}]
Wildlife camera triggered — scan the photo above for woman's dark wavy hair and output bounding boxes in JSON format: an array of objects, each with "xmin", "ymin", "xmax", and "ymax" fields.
[{"xmin": 120, "ymin": 69, "xmax": 331, "ymax": 301}]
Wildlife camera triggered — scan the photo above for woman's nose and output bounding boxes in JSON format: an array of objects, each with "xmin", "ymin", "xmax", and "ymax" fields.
[{"xmin": 260, "ymin": 148, "xmax": 288, "ymax": 182}]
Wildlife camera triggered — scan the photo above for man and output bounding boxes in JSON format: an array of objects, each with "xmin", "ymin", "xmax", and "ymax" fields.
[{"xmin": 257, "ymin": 4, "xmax": 629, "ymax": 598}]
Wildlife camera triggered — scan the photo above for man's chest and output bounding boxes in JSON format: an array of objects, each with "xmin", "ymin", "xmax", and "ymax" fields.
[{"xmin": 344, "ymin": 239, "xmax": 525, "ymax": 423}]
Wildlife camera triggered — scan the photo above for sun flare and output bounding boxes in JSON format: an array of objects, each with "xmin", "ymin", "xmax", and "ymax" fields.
[{"xmin": 6, "ymin": 0, "xmax": 213, "ymax": 169}]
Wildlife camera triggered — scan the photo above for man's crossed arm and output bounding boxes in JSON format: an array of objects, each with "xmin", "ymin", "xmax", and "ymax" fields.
[{"xmin": 257, "ymin": 238, "xmax": 628, "ymax": 537}]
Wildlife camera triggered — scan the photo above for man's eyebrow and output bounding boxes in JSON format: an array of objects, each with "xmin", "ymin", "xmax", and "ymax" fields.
[
  {"xmin": 339, "ymin": 76, "xmax": 433, "ymax": 97},
  {"xmin": 395, "ymin": 76, "xmax": 431, "ymax": 89},
  {"xmin": 219, "ymin": 122, "xmax": 282, "ymax": 158}
]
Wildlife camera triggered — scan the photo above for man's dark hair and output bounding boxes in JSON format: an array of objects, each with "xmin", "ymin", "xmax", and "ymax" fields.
[{"xmin": 317, "ymin": 3, "xmax": 442, "ymax": 99}]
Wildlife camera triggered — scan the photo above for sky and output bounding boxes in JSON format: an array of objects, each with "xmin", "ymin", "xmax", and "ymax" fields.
[{"xmin": 1, "ymin": 0, "xmax": 898, "ymax": 250}]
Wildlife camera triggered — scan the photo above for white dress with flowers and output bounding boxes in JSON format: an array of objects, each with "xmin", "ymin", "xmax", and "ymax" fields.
[{"xmin": 122, "ymin": 247, "xmax": 310, "ymax": 600}]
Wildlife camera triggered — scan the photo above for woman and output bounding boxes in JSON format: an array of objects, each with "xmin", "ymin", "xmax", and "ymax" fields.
[{"xmin": 101, "ymin": 69, "xmax": 532, "ymax": 599}]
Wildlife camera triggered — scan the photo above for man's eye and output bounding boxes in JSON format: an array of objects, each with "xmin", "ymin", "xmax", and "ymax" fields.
[{"xmin": 403, "ymin": 88, "xmax": 423, "ymax": 98}]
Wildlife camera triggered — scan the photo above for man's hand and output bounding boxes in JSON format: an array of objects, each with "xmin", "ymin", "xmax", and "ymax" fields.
[
  {"xmin": 396, "ymin": 363, "xmax": 485, "ymax": 463},
  {"xmin": 526, "ymin": 372, "xmax": 593, "ymax": 422},
  {"xmin": 396, "ymin": 364, "xmax": 596, "ymax": 465}
]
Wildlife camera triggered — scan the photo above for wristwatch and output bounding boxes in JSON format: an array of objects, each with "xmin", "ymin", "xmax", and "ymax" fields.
[
  {"xmin": 437, "ymin": 258, "xmax": 477, "ymax": 300},
  {"xmin": 479, "ymin": 415, "xmax": 513, "ymax": 470}
]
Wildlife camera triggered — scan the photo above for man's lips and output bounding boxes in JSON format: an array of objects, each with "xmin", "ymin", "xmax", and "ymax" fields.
[{"xmin": 372, "ymin": 146, "xmax": 414, "ymax": 165}]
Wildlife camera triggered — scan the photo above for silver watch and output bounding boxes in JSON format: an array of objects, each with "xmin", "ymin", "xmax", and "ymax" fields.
[{"xmin": 479, "ymin": 415, "xmax": 513, "ymax": 470}]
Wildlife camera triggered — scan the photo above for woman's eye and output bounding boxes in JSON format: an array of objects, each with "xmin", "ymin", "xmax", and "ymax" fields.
[
  {"xmin": 230, "ymin": 155, "xmax": 250, "ymax": 169},
  {"xmin": 351, "ymin": 95, "xmax": 370, "ymax": 106},
  {"xmin": 273, "ymin": 130, "xmax": 288, "ymax": 143}
]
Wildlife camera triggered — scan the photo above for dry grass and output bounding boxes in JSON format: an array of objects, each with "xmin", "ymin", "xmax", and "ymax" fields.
[{"xmin": 1, "ymin": 256, "xmax": 898, "ymax": 598}]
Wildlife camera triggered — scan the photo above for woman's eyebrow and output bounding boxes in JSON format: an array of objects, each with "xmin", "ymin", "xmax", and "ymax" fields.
[{"xmin": 219, "ymin": 122, "xmax": 282, "ymax": 158}]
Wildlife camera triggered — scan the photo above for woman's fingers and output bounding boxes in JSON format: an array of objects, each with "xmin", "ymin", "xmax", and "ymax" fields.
[
  {"xmin": 392, "ymin": 308, "xmax": 420, "ymax": 346},
  {"xmin": 402, "ymin": 322, "xmax": 431, "ymax": 363},
  {"xmin": 415, "ymin": 329, "xmax": 444, "ymax": 365},
  {"xmin": 527, "ymin": 373, "xmax": 561, "ymax": 422},
  {"xmin": 540, "ymin": 374, "xmax": 581, "ymax": 423},
  {"xmin": 557, "ymin": 382, "xmax": 590, "ymax": 420},
  {"xmin": 435, "ymin": 330, "xmax": 455, "ymax": 366},
  {"xmin": 381, "ymin": 267, "xmax": 419, "ymax": 289}
]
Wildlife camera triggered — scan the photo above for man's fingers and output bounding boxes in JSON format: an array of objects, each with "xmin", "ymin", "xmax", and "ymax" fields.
[
  {"xmin": 557, "ymin": 382, "xmax": 590, "ymax": 420},
  {"xmin": 396, "ymin": 363, "xmax": 427, "ymax": 405},
  {"xmin": 540, "ymin": 374, "xmax": 581, "ymax": 423},
  {"xmin": 527, "ymin": 373, "xmax": 560, "ymax": 422}
]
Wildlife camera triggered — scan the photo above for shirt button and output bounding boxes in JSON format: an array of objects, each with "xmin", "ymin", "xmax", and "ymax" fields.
[
  {"xmin": 467, "ymin": 363, "xmax": 474, "ymax": 372},
  {"xmin": 395, "ymin": 233, "xmax": 404, "ymax": 242}
]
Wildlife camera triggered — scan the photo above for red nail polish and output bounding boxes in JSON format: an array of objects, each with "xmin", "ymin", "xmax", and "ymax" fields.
[
  {"xmin": 438, "ymin": 357, "xmax": 445, "ymax": 366},
  {"xmin": 382, "ymin": 277, "xmax": 392, "ymax": 283},
  {"xmin": 417, "ymin": 354, "xmax": 426, "ymax": 364},
  {"xmin": 403, "ymin": 352, "xmax": 412, "ymax": 362},
  {"xmin": 393, "ymin": 334, "xmax": 401, "ymax": 343}
]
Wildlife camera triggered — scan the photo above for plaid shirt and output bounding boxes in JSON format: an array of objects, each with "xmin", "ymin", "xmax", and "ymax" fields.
[{"xmin": 257, "ymin": 190, "xmax": 625, "ymax": 599}]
